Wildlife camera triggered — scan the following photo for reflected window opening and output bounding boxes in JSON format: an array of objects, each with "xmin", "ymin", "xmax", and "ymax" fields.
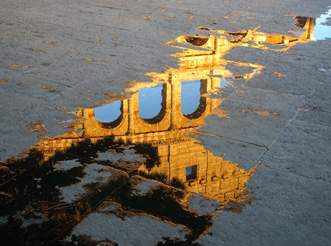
[
  {"xmin": 139, "ymin": 84, "xmax": 163, "ymax": 120},
  {"xmin": 186, "ymin": 165, "xmax": 198, "ymax": 181},
  {"xmin": 94, "ymin": 100, "xmax": 122, "ymax": 123},
  {"xmin": 181, "ymin": 80, "xmax": 201, "ymax": 115}
]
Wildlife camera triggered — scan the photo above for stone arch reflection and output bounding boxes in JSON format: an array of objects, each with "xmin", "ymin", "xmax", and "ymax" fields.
[
  {"xmin": 138, "ymin": 84, "xmax": 167, "ymax": 124},
  {"xmin": 94, "ymin": 100, "xmax": 124, "ymax": 128},
  {"xmin": 181, "ymin": 79, "xmax": 208, "ymax": 119}
]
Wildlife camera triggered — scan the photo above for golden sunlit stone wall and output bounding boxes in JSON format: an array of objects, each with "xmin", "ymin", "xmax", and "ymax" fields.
[{"xmin": 139, "ymin": 139, "xmax": 255, "ymax": 203}]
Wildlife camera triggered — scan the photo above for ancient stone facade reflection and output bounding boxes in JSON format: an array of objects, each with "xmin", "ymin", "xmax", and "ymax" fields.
[{"xmin": 32, "ymin": 21, "xmax": 316, "ymax": 204}]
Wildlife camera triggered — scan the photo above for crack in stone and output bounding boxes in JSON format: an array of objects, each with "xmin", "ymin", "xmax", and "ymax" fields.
[
  {"xmin": 95, "ymin": 5, "xmax": 130, "ymax": 12},
  {"xmin": 262, "ymin": 164, "xmax": 327, "ymax": 181},
  {"xmin": 197, "ymin": 130, "xmax": 269, "ymax": 149}
]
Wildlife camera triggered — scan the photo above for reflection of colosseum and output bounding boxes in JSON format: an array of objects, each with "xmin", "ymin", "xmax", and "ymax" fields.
[
  {"xmin": 32, "ymin": 22, "xmax": 317, "ymax": 203},
  {"xmin": 34, "ymin": 56, "xmax": 257, "ymax": 203}
]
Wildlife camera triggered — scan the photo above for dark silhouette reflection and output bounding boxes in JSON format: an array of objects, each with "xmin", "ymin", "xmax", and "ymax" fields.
[{"xmin": 185, "ymin": 35, "xmax": 209, "ymax": 46}]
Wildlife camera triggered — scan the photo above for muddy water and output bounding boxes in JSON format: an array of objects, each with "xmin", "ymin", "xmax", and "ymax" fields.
[{"xmin": 0, "ymin": 15, "xmax": 318, "ymax": 245}]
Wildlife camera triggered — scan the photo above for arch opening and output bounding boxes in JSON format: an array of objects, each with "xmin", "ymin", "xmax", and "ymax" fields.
[
  {"xmin": 181, "ymin": 79, "xmax": 208, "ymax": 119},
  {"xmin": 94, "ymin": 100, "xmax": 123, "ymax": 128},
  {"xmin": 139, "ymin": 84, "xmax": 167, "ymax": 123}
]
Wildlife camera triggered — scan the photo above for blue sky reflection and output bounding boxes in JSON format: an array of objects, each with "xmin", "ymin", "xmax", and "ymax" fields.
[
  {"xmin": 314, "ymin": 7, "xmax": 331, "ymax": 40},
  {"xmin": 181, "ymin": 80, "xmax": 201, "ymax": 115},
  {"xmin": 139, "ymin": 84, "xmax": 163, "ymax": 119},
  {"xmin": 94, "ymin": 100, "xmax": 121, "ymax": 123}
]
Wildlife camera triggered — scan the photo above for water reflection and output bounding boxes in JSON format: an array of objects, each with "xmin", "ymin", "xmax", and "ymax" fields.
[
  {"xmin": 94, "ymin": 100, "xmax": 122, "ymax": 123},
  {"xmin": 313, "ymin": 7, "xmax": 331, "ymax": 40},
  {"xmin": 138, "ymin": 84, "xmax": 163, "ymax": 120},
  {"xmin": 0, "ymin": 14, "xmax": 320, "ymax": 245},
  {"xmin": 167, "ymin": 16, "xmax": 316, "ymax": 54},
  {"xmin": 181, "ymin": 80, "xmax": 201, "ymax": 115}
]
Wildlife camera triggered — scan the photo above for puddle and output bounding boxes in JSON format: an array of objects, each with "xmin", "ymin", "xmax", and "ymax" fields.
[
  {"xmin": 292, "ymin": 8, "xmax": 331, "ymax": 41},
  {"xmin": 314, "ymin": 7, "xmax": 331, "ymax": 40},
  {"xmin": 0, "ymin": 13, "xmax": 320, "ymax": 245}
]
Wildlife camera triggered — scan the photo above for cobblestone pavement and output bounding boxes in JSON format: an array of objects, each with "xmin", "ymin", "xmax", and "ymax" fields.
[{"xmin": 0, "ymin": 0, "xmax": 330, "ymax": 245}]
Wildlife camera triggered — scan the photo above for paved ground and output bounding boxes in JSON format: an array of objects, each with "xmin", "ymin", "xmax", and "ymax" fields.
[{"xmin": 0, "ymin": 0, "xmax": 330, "ymax": 245}]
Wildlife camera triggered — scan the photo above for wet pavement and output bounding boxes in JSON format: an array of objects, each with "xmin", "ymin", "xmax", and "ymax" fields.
[{"xmin": 0, "ymin": 0, "xmax": 330, "ymax": 245}]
